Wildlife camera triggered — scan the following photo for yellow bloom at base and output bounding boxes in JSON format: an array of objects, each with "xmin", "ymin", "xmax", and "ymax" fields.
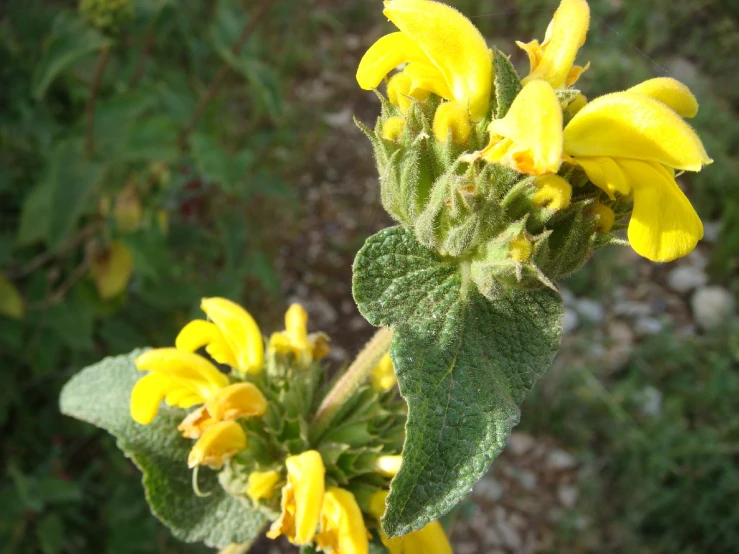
[
  {"xmin": 356, "ymin": 0, "xmax": 492, "ymax": 122},
  {"xmin": 315, "ymin": 488, "xmax": 369, "ymax": 554},
  {"xmin": 478, "ymin": 80, "xmax": 563, "ymax": 176},
  {"xmin": 247, "ymin": 470, "xmax": 281, "ymax": 502},
  {"xmin": 187, "ymin": 420, "xmax": 246, "ymax": 469},
  {"xmin": 370, "ymin": 353, "xmax": 397, "ymax": 392},
  {"xmin": 375, "ymin": 455, "xmax": 402, "ymax": 477},
  {"xmin": 269, "ymin": 304, "xmax": 330, "ymax": 368},
  {"xmin": 369, "ymin": 491, "xmax": 451, "ymax": 554},
  {"xmin": 131, "ymin": 349, "xmax": 266, "ymax": 438},
  {"xmin": 267, "ymin": 450, "xmax": 326, "ymax": 545},
  {"xmin": 517, "ymin": 0, "xmax": 590, "ymax": 89},
  {"xmin": 176, "ymin": 297, "xmax": 264, "ymax": 375},
  {"xmin": 563, "ymin": 81, "xmax": 712, "ymax": 262}
]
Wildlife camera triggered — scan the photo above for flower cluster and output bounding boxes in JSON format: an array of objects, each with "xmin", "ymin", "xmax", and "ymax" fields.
[
  {"xmin": 357, "ymin": 0, "xmax": 711, "ymax": 295},
  {"xmin": 129, "ymin": 297, "xmax": 447, "ymax": 552}
]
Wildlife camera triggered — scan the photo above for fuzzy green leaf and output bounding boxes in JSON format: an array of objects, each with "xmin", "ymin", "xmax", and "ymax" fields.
[
  {"xmin": 60, "ymin": 350, "xmax": 265, "ymax": 548},
  {"xmin": 492, "ymin": 48, "xmax": 522, "ymax": 119},
  {"xmin": 353, "ymin": 227, "xmax": 563, "ymax": 536}
]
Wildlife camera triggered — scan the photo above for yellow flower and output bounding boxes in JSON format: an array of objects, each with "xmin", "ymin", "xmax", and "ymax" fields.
[
  {"xmin": 375, "ymin": 455, "xmax": 403, "ymax": 477},
  {"xmin": 386, "ymin": 72, "xmax": 430, "ymax": 113},
  {"xmin": 131, "ymin": 349, "xmax": 229, "ymax": 425},
  {"xmin": 187, "ymin": 420, "xmax": 247, "ymax": 469},
  {"xmin": 382, "ymin": 116, "xmax": 406, "ymax": 142},
  {"xmin": 370, "ymin": 353, "xmax": 397, "ymax": 392},
  {"xmin": 269, "ymin": 304, "xmax": 330, "ymax": 368},
  {"xmin": 356, "ymin": 0, "xmax": 492, "ymax": 122},
  {"xmin": 563, "ymin": 83, "xmax": 712, "ymax": 261},
  {"xmin": 509, "ymin": 236, "xmax": 532, "ymax": 263},
  {"xmin": 315, "ymin": 488, "xmax": 369, "ymax": 554},
  {"xmin": 369, "ymin": 491, "xmax": 452, "ymax": 554},
  {"xmin": 247, "ymin": 470, "xmax": 281, "ymax": 502},
  {"xmin": 267, "ymin": 450, "xmax": 325, "ymax": 545},
  {"xmin": 131, "ymin": 349, "xmax": 266, "ymax": 433},
  {"xmin": 178, "ymin": 382, "xmax": 268, "ymax": 439},
  {"xmin": 517, "ymin": 0, "xmax": 590, "ymax": 89},
  {"xmin": 433, "ymin": 102, "xmax": 472, "ymax": 144},
  {"xmin": 477, "ymin": 80, "xmax": 563, "ymax": 176},
  {"xmin": 176, "ymin": 297, "xmax": 264, "ymax": 375}
]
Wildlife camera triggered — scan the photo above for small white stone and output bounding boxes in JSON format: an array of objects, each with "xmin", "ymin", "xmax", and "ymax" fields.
[
  {"xmin": 575, "ymin": 298, "xmax": 605, "ymax": 323},
  {"xmin": 667, "ymin": 266, "xmax": 708, "ymax": 294},
  {"xmin": 517, "ymin": 470, "xmax": 538, "ymax": 491},
  {"xmin": 635, "ymin": 317, "xmax": 665, "ymax": 336},
  {"xmin": 557, "ymin": 485, "xmax": 579, "ymax": 509},
  {"xmin": 473, "ymin": 476, "xmax": 504, "ymax": 502},
  {"xmin": 613, "ymin": 300, "xmax": 652, "ymax": 318},
  {"xmin": 546, "ymin": 449, "xmax": 577, "ymax": 470},
  {"xmin": 702, "ymin": 220, "xmax": 721, "ymax": 243},
  {"xmin": 507, "ymin": 432, "xmax": 536, "ymax": 456},
  {"xmin": 692, "ymin": 286, "xmax": 736, "ymax": 331},
  {"xmin": 636, "ymin": 385, "xmax": 663, "ymax": 416},
  {"xmin": 563, "ymin": 308, "xmax": 580, "ymax": 334}
]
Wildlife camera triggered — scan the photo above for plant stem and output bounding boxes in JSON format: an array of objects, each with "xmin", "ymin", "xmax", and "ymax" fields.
[
  {"xmin": 179, "ymin": 0, "xmax": 277, "ymax": 147},
  {"xmin": 312, "ymin": 327, "xmax": 393, "ymax": 438},
  {"xmin": 86, "ymin": 46, "xmax": 111, "ymax": 156}
]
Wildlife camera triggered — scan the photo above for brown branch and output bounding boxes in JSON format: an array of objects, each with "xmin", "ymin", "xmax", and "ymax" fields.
[
  {"xmin": 30, "ymin": 256, "xmax": 94, "ymax": 310},
  {"xmin": 5, "ymin": 221, "xmax": 104, "ymax": 280},
  {"xmin": 179, "ymin": 0, "xmax": 277, "ymax": 147},
  {"xmin": 86, "ymin": 46, "xmax": 111, "ymax": 156}
]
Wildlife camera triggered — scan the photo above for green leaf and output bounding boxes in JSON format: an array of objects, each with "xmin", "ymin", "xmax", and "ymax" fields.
[
  {"xmin": 122, "ymin": 116, "xmax": 180, "ymax": 163},
  {"xmin": 17, "ymin": 180, "xmax": 53, "ymax": 247},
  {"xmin": 32, "ymin": 12, "xmax": 112, "ymax": 99},
  {"xmin": 190, "ymin": 133, "xmax": 254, "ymax": 192},
  {"xmin": 47, "ymin": 139, "xmax": 105, "ymax": 248},
  {"xmin": 492, "ymin": 48, "xmax": 522, "ymax": 119},
  {"xmin": 60, "ymin": 350, "xmax": 266, "ymax": 548},
  {"xmin": 353, "ymin": 227, "xmax": 563, "ymax": 536}
]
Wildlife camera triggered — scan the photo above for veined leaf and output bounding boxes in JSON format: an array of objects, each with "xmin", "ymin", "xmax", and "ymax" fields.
[
  {"xmin": 353, "ymin": 226, "xmax": 563, "ymax": 536},
  {"xmin": 60, "ymin": 350, "xmax": 266, "ymax": 548},
  {"xmin": 32, "ymin": 12, "xmax": 112, "ymax": 99}
]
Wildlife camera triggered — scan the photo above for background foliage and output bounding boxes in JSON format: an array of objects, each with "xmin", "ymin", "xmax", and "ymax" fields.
[{"xmin": 1, "ymin": 0, "xmax": 737, "ymax": 552}]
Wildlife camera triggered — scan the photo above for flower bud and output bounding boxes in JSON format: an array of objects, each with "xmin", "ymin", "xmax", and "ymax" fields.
[
  {"xmin": 433, "ymin": 102, "xmax": 472, "ymax": 144},
  {"xmin": 381, "ymin": 116, "xmax": 406, "ymax": 142},
  {"xmin": 591, "ymin": 202, "xmax": 615, "ymax": 232},
  {"xmin": 533, "ymin": 174, "xmax": 572, "ymax": 211},
  {"xmin": 509, "ymin": 236, "xmax": 533, "ymax": 263},
  {"xmin": 387, "ymin": 72, "xmax": 431, "ymax": 113}
]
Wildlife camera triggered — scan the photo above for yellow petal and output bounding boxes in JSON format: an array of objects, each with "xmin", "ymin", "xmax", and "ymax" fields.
[
  {"xmin": 533, "ymin": 174, "xmax": 572, "ymax": 211},
  {"xmin": 187, "ymin": 420, "xmax": 247, "ymax": 469},
  {"xmin": 205, "ymin": 382, "xmax": 268, "ymax": 421},
  {"xmin": 178, "ymin": 405, "xmax": 216, "ymax": 439},
  {"xmin": 315, "ymin": 488, "xmax": 369, "ymax": 554},
  {"xmin": 356, "ymin": 32, "xmax": 429, "ymax": 90},
  {"xmin": 402, "ymin": 62, "xmax": 454, "ymax": 101},
  {"xmin": 572, "ymin": 156, "xmax": 632, "ymax": 199},
  {"xmin": 135, "ymin": 348, "xmax": 229, "ymax": 401},
  {"xmin": 627, "ymin": 77, "xmax": 698, "ymax": 118},
  {"xmin": 567, "ymin": 92, "xmax": 587, "ymax": 116},
  {"xmin": 130, "ymin": 372, "xmax": 172, "ymax": 425},
  {"xmin": 369, "ymin": 490, "xmax": 452, "ymax": 554},
  {"xmin": 521, "ymin": 0, "xmax": 590, "ymax": 89},
  {"xmin": 482, "ymin": 80, "xmax": 563, "ymax": 175},
  {"xmin": 383, "ymin": 0, "xmax": 492, "ymax": 121},
  {"xmin": 0, "ymin": 274, "xmax": 25, "ymax": 319},
  {"xmin": 90, "ymin": 240, "xmax": 133, "ymax": 299},
  {"xmin": 175, "ymin": 319, "xmax": 238, "ymax": 367},
  {"xmin": 285, "ymin": 304, "xmax": 309, "ymax": 346},
  {"xmin": 247, "ymin": 470, "xmax": 281, "ymax": 502},
  {"xmin": 375, "ymin": 455, "xmax": 403, "ymax": 477},
  {"xmin": 432, "ymin": 101, "xmax": 472, "ymax": 144},
  {"xmin": 564, "ymin": 92, "xmax": 711, "ymax": 171},
  {"xmin": 387, "ymin": 72, "xmax": 430, "ymax": 113},
  {"xmin": 201, "ymin": 297, "xmax": 264, "ymax": 374},
  {"xmin": 370, "ymin": 353, "xmax": 397, "ymax": 392},
  {"xmin": 618, "ymin": 159, "xmax": 703, "ymax": 262},
  {"xmin": 267, "ymin": 450, "xmax": 325, "ymax": 545}
]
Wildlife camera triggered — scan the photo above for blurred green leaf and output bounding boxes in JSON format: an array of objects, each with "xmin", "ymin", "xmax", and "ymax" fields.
[
  {"xmin": 93, "ymin": 89, "xmax": 158, "ymax": 157},
  {"xmin": 16, "ymin": 180, "xmax": 53, "ymax": 247},
  {"xmin": 122, "ymin": 116, "xmax": 180, "ymax": 163},
  {"xmin": 190, "ymin": 133, "xmax": 254, "ymax": 192},
  {"xmin": 47, "ymin": 138, "xmax": 104, "ymax": 249},
  {"xmin": 36, "ymin": 513, "xmax": 64, "ymax": 554},
  {"xmin": 32, "ymin": 12, "xmax": 112, "ymax": 100},
  {"xmin": 45, "ymin": 295, "xmax": 95, "ymax": 351}
]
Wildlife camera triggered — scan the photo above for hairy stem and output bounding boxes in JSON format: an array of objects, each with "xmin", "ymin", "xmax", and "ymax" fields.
[{"xmin": 312, "ymin": 327, "xmax": 393, "ymax": 438}]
